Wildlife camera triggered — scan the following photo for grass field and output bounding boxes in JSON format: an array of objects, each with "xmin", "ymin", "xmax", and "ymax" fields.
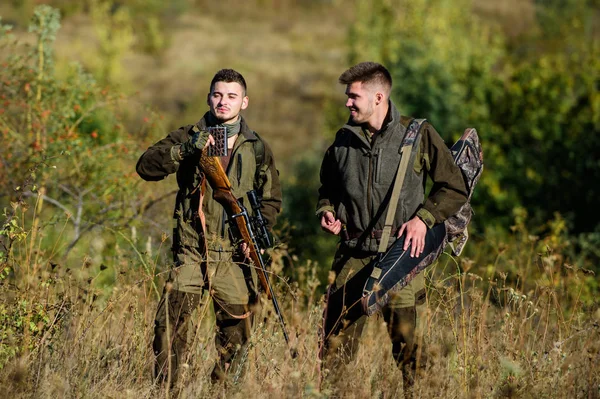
[{"xmin": 1, "ymin": 223, "xmax": 599, "ymax": 398}]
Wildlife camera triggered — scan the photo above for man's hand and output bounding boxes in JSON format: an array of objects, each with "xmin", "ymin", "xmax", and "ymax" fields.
[
  {"xmin": 180, "ymin": 130, "xmax": 215, "ymax": 158},
  {"xmin": 240, "ymin": 242, "xmax": 250, "ymax": 259},
  {"xmin": 320, "ymin": 211, "xmax": 342, "ymax": 235},
  {"xmin": 397, "ymin": 216, "xmax": 427, "ymax": 258},
  {"xmin": 240, "ymin": 242, "xmax": 264, "ymax": 260}
]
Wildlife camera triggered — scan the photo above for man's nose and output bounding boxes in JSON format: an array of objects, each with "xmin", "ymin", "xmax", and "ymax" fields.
[{"xmin": 345, "ymin": 98, "xmax": 353, "ymax": 107}]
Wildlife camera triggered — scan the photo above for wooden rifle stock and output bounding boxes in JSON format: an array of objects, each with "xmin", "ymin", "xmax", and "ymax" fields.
[
  {"xmin": 199, "ymin": 152, "xmax": 273, "ymax": 298},
  {"xmin": 199, "ymin": 150, "xmax": 293, "ymax": 349}
]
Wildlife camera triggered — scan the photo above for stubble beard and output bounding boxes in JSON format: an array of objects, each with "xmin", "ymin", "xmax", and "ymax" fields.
[
  {"xmin": 351, "ymin": 101, "xmax": 374, "ymax": 125},
  {"xmin": 213, "ymin": 109, "xmax": 240, "ymax": 124}
]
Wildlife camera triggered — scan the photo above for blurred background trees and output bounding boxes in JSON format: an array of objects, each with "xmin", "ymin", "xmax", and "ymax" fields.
[
  {"xmin": 343, "ymin": 0, "xmax": 600, "ymax": 264},
  {"xmin": 1, "ymin": 0, "xmax": 599, "ymax": 291}
]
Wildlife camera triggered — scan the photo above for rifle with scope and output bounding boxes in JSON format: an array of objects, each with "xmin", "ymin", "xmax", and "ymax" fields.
[{"xmin": 198, "ymin": 150, "xmax": 292, "ymax": 349}]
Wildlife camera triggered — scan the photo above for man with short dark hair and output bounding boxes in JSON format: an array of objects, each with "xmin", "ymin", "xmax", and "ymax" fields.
[
  {"xmin": 137, "ymin": 69, "xmax": 282, "ymax": 385},
  {"xmin": 317, "ymin": 62, "xmax": 467, "ymax": 394}
]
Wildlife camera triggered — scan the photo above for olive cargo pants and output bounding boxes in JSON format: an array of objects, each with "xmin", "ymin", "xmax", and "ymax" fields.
[
  {"xmin": 153, "ymin": 246, "xmax": 258, "ymax": 386},
  {"xmin": 321, "ymin": 249, "xmax": 428, "ymax": 391}
]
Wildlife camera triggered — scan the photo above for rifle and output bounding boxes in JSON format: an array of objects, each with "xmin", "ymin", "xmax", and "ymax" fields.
[{"xmin": 198, "ymin": 150, "xmax": 292, "ymax": 348}]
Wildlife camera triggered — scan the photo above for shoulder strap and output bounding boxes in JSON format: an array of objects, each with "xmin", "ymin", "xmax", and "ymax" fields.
[
  {"xmin": 377, "ymin": 118, "xmax": 425, "ymax": 253},
  {"xmin": 252, "ymin": 132, "xmax": 266, "ymax": 191}
]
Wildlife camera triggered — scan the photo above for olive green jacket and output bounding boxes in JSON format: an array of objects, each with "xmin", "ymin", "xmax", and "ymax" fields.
[
  {"xmin": 137, "ymin": 113, "xmax": 282, "ymax": 251},
  {"xmin": 316, "ymin": 101, "xmax": 467, "ymax": 252}
]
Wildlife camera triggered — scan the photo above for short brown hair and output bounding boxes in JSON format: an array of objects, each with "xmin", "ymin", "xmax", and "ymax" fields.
[
  {"xmin": 339, "ymin": 62, "xmax": 392, "ymax": 93},
  {"xmin": 210, "ymin": 69, "xmax": 247, "ymax": 95}
]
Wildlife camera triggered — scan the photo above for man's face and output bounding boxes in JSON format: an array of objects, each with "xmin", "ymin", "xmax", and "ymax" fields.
[
  {"xmin": 345, "ymin": 81, "xmax": 375, "ymax": 124},
  {"xmin": 207, "ymin": 81, "xmax": 248, "ymax": 124}
]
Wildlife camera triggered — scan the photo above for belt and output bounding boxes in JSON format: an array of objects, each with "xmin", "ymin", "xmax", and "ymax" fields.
[{"xmin": 341, "ymin": 228, "xmax": 400, "ymax": 241}]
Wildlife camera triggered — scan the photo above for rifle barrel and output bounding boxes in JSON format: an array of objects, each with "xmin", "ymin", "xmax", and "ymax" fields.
[{"xmin": 199, "ymin": 152, "xmax": 294, "ymax": 355}]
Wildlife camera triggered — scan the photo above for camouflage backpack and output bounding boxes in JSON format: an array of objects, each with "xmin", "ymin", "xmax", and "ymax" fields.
[{"xmin": 445, "ymin": 128, "xmax": 484, "ymax": 256}]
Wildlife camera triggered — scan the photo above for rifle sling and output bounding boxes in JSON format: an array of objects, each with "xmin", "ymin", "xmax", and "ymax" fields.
[
  {"xmin": 377, "ymin": 118, "xmax": 424, "ymax": 253},
  {"xmin": 377, "ymin": 143, "xmax": 412, "ymax": 253}
]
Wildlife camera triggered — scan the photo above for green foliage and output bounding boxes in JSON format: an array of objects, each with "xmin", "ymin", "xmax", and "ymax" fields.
[
  {"xmin": 280, "ymin": 150, "xmax": 339, "ymax": 284},
  {"xmin": 345, "ymin": 0, "xmax": 600, "ymax": 239},
  {"xmin": 89, "ymin": 0, "xmax": 135, "ymax": 85},
  {"xmin": 0, "ymin": 5, "xmax": 161, "ymax": 367},
  {"xmin": 0, "ymin": 5, "xmax": 145, "ymax": 246},
  {"xmin": 493, "ymin": 52, "xmax": 600, "ymax": 231},
  {"xmin": 0, "ymin": 283, "xmax": 67, "ymax": 369},
  {"xmin": 29, "ymin": 5, "xmax": 61, "ymax": 74},
  {"xmin": 471, "ymin": 207, "xmax": 598, "ymax": 306}
]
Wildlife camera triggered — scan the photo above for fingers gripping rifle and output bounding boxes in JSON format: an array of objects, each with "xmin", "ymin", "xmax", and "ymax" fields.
[{"xmin": 198, "ymin": 150, "xmax": 292, "ymax": 348}]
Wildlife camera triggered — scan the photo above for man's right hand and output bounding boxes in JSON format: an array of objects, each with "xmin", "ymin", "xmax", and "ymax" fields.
[
  {"xmin": 320, "ymin": 211, "xmax": 342, "ymax": 235},
  {"xmin": 180, "ymin": 130, "xmax": 214, "ymax": 158}
]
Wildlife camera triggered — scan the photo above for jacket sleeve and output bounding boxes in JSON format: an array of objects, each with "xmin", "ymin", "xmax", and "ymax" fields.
[
  {"xmin": 316, "ymin": 143, "xmax": 340, "ymax": 218},
  {"xmin": 257, "ymin": 140, "xmax": 282, "ymax": 231},
  {"xmin": 136, "ymin": 126, "xmax": 191, "ymax": 181},
  {"xmin": 417, "ymin": 123, "xmax": 469, "ymax": 228}
]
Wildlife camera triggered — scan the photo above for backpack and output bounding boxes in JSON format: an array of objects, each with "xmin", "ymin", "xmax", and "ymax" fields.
[{"xmin": 445, "ymin": 127, "xmax": 484, "ymax": 256}]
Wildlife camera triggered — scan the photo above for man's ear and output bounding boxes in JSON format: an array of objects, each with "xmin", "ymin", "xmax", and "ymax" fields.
[
  {"xmin": 206, "ymin": 92, "xmax": 210, "ymax": 106},
  {"xmin": 241, "ymin": 95, "xmax": 249, "ymax": 110},
  {"xmin": 375, "ymin": 91, "xmax": 384, "ymax": 105}
]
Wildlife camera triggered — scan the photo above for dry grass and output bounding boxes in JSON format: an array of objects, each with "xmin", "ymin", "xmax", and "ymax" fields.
[{"xmin": 1, "ymin": 245, "xmax": 598, "ymax": 398}]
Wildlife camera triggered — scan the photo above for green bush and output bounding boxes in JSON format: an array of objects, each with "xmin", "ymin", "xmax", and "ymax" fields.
[{"xmin": 0, "ymin": 5, "xmax": 161, "ymax": 367}]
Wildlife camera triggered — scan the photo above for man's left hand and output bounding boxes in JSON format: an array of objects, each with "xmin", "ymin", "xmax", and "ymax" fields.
[
  {"xmin": 240, "ymin": 243, "xmax": 264, "ymax": 260},
  {"xmin": 397, "ymin": 217, "xmax": 427, "ymax": 258}
]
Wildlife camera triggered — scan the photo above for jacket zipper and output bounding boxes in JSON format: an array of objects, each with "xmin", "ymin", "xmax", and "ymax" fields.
[
  {"xmin": 374, "ymin": 148, "xmax": 381, "ymax": 184},
  {"xmin": 367, "ymin": 152, "xmax": 372, "ymax": 219},
  {"xmin": 367, "ymin": 135, "xmax": 377, "ymax": 221}
]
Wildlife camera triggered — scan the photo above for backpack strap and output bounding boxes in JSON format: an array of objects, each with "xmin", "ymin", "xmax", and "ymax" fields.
[
  {"xmin": 252, "ymin": 132, "xmax": 266, "ymax": 192},
  {"xmin": 377, "ymin": 118, "xmax": 425, "ymax": 253}
]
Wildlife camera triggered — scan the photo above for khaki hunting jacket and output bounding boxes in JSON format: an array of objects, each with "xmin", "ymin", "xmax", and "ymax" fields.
[
  {"xmin": 136, "ymin": 113, "xmax": 282, "ymax": 251},
  {"xmin": 316, "ymin": 101, "xmax": 467, "ymax": 253}
]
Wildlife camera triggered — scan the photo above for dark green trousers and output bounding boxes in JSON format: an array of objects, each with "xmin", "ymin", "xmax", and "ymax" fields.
[
  {"xmin": 321, "ymin": 250, "xmax": 427, "ymax": 391},
  {"xmin": 152, "ymin": 289, "xmax": 254, "ymax": 386}
]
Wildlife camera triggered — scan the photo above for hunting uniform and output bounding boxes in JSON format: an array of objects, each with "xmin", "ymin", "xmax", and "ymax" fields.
[
  {"xmin": 137, "ymin": 112, "xmax": 281, "ymax": 383},
  {"xmin": 317, "ymin": 101, "xmax": 467, "ymax": 388}
]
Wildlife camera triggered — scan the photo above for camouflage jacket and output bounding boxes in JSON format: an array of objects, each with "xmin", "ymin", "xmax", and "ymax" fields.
[
  {"xmin": 316, "ymin": 101, "xmax": 467, "ymax": 253},
  {"xmin": 137, "ymin": 113, "xmax": 282, "ymax": 251}
]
